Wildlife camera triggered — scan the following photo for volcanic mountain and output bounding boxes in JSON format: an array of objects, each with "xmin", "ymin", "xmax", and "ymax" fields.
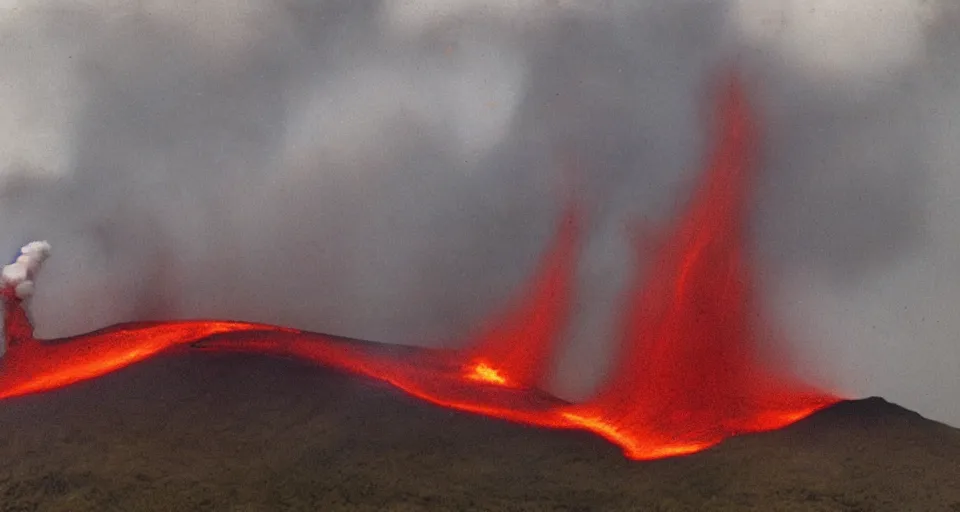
[
  {"xmin": 1, "ymin": 352, "xmax": 958, "ymax": 511},
  {"xmin": 3, "ymin": 70, "xmax": 956, "ymax": 509},
  {"xmin": 0, "ymin": 72, "xmax": 838, "ymax": 461}
]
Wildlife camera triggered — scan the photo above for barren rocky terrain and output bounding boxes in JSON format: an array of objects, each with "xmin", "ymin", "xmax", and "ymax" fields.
[{"xmin": 2, "ymin": 352, "xmax": 959, "ymax": 511}]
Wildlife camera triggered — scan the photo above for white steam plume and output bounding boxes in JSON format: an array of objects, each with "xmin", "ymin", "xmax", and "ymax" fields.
[{"xmin": 1, "ymin": 241, "xmax": 52, "ymax": 300}]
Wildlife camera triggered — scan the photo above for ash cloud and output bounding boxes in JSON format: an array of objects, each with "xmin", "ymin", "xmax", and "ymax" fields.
[{"xmin": 1, "ymin": 1, "xmax": 958, "ymax": 427}]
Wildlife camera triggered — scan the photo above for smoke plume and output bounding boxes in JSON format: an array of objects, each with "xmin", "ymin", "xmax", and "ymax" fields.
[{"xmin": 1, "ymin": 1, "xmax": 958, "ymax": 427}]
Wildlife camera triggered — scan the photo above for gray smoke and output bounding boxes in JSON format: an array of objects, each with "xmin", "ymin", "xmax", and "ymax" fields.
[{"xmin": 1, "ymin": 1, "xmax": 958, "ymax": 428}]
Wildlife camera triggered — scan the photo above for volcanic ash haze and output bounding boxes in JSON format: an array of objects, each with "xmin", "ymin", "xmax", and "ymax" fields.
[
  {"xmin": 1, "ymin": 1, "xmax": 959, "ymax": 428},
  {"xmin": 0, "ymin": 75, "xmax": 839, "ymax": 460}
]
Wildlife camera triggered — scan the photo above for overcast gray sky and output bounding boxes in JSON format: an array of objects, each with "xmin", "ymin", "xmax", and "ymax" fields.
[{"xmin": 1, "ymin": 0, "xmax": 958, "ymax": 428}]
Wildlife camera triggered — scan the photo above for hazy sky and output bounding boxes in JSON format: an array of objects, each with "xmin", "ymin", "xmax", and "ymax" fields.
[{"xmin": 1, "ymin": 1, "xmax": 958, "ymax": 428}]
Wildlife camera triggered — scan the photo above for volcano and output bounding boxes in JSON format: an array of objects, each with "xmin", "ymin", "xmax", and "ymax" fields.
[
  {"xmin": 0, "ymin": 69, "xmax": 956, "ymax": 509},
  {"xmin": 0, "ymin": 354, "xmax": 957, "ymax": 511},
  {"xmin": 1, "ymin": 71, "xmax": 840, "ymax": 462}
]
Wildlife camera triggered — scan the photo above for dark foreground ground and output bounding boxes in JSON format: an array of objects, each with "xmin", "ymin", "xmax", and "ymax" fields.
[{"xmin": 1, "ymin": 353, "xmax": 958, "ymax": 511}]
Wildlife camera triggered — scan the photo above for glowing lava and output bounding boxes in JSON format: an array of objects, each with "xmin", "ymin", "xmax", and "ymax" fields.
[
  {"xmin": 0, "ymin": 70, "xmax": 840, "ymax": 460},
  {"xmin": 458, "ymin": 199, "xmax": 580, "ymax": 390},
  {"xmin": 558, "ymin": 74, "xmax": 838, "ymax": 458},
  {"xmin": 0, "ymin": 287, "xmax": 299, "ymax": 399},
  {"xmin": 466, "ymin": 362, "xmax": 509, "ymax": 386}
]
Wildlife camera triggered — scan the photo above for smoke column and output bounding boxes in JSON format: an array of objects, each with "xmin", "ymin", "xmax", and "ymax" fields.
[{"xmin": 1, "ymin": 1, "xmax": 958, "ymax": 428}]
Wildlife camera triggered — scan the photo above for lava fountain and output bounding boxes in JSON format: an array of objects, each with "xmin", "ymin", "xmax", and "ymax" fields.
[
  {"xmin": 0, "ymin": 70, "xmax": 840, "ymax": 460},
  {"xmin": 558, "ymin": 73, "xmax": 839, "ymax": 458}
]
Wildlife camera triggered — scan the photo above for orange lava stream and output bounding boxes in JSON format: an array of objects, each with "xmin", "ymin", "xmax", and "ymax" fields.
[
  {"xmin": 0, "ymin": 311, "xmax": 299, "ymax": 400},
  {"xmin": 0, "ymin": 70, "xmax": 840, "ymax": 460}
]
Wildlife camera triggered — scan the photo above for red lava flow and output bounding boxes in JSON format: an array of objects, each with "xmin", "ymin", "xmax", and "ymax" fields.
[
  {"xmin": 0, "ymin": 71, "xmax": 840, "ymax": 460},
  {"xmin": 0, "ymin": 305, "xmax": 299, "ymax": 400}
]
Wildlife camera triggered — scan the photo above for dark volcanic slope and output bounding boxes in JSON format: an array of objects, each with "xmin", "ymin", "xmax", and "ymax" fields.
[{"xmin": 1, "ymin": 354, "xmax": 958, "ymax": 512}]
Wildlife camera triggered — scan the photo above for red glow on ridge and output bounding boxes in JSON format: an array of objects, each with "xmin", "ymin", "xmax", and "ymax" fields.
[
  {"xmin": 0, "ymin": 307, "xmax": 298, "ymax": 400},
  {"xmin": 0, "ymin": 70, "xmax": 840, "ymax": 460}
]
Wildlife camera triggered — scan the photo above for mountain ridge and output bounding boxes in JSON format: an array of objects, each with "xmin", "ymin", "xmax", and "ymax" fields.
[{"xmin": 1, "ymin": 353, "xmax": 958, "ymax": 511}]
